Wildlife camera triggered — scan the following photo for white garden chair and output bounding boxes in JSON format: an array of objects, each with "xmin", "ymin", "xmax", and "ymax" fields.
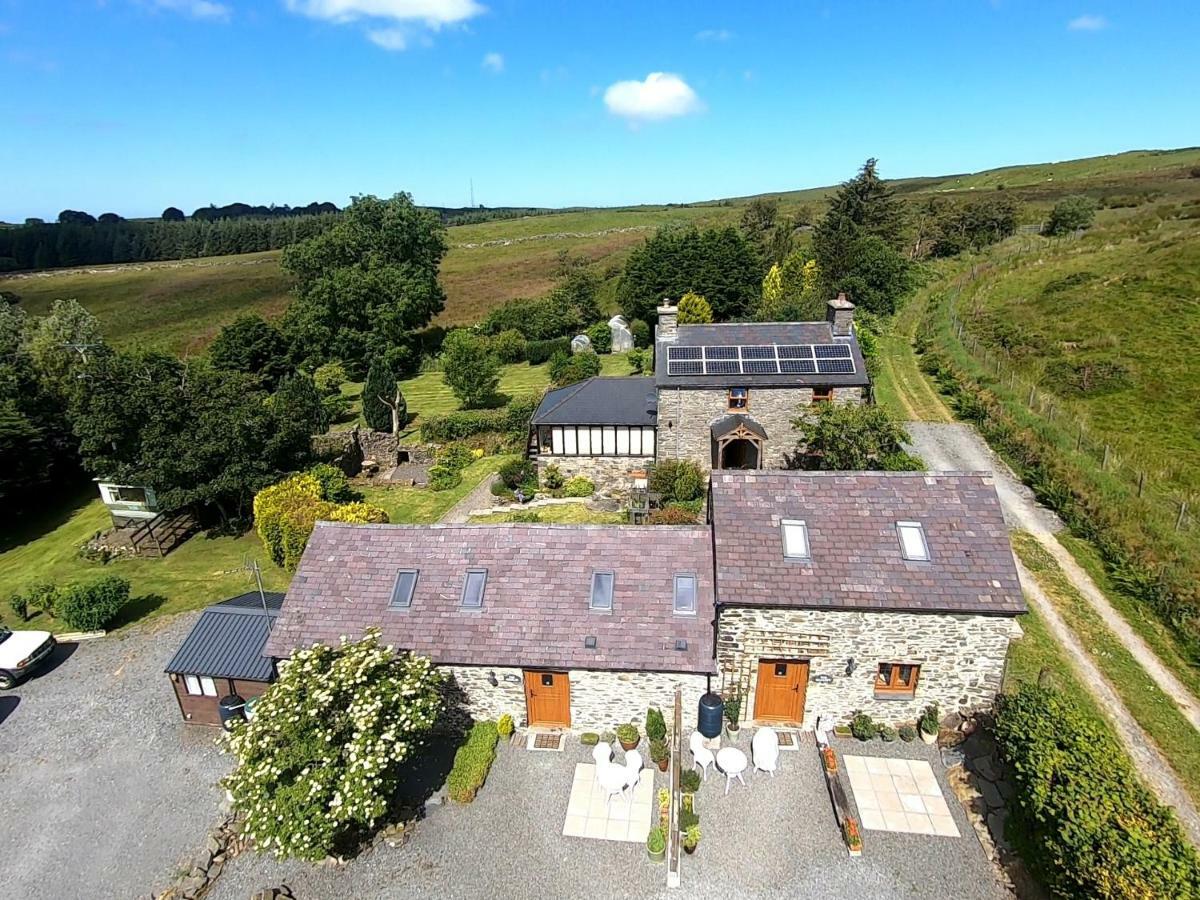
[
  {"xmin": 690, "ymin": 731, "xmax": 714, "ymax": 780},
  {"xmin": 591, "ymin": 741, "xmax": 614, "ymax": 794},
  {"xmin": 752, "ymin": 727, "xmax": 780, "ymax": 778}
]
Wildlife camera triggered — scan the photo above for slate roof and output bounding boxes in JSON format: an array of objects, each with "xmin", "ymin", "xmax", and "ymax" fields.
[
  {"xmin": 164, "ymin": 592, "xmax": 283, "ymax": 681},
  {"xmin": 711, "ymin": 414, "xmax": 766, "ymax": 440},
  {"xmin": 710, "ymin": 471, "xmax": 1025, "ymax": 616},
  {"xmin": 531, "ymin": 377, "xmax": 657, "ymax": 426},
  {"xmin": 265, "ymin": 523, "xmax": 716, "ymax": 673},
  {"xmin": 655, "ymin": 322, "xmax": 870, "ymax": 389}
]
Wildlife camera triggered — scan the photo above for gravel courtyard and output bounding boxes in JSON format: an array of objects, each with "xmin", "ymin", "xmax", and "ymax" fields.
[{"xmin": 0, "ymin": 614, "xmax": 230, "ymax": 900}]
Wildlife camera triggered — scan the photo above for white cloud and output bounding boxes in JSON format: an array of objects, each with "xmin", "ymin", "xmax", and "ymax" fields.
[
  {"xmin": 695, "ymin": 28, "xmax": 731, "ymax": 41},
  {"xmin": 1067, "ymin": 14, "xmax": 1108, "ymax": 31},
  {"xmin": 150, "ymin": 0, "xmax": 231, "ymax": 20},
  {"xmin": 482, "ymin": 51, "xmax": 503, "ymax": 73},
  {"xmin": 604, "ymin": 72, "xmax": 702, "ymax": 123},
  {"xmin": 285, "ymin": 0, "xmax": 485, "ymax": 49}
]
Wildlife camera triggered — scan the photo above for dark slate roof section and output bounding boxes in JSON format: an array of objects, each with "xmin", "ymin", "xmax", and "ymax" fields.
[
  {"xmin": 531, "ymin": 377, "xmax": 658, "ymax": 426},
  {"xmin": 711, "ymin": 414, "xmax": 767, "ymax": 440},
  {"xmin": 265, "ymin": 523, "xmax": 716, "ymax": 673},
  {"xmin": 710, "ymin": 471, "xmax": 1025, "ymax": 616},
  {"xmin": 164, "ymin": 592, "xmax": 284, "ymax": 681},
  {"xmin": 654, "ymin": 322, "xmax": 870, "ymax": 389}
]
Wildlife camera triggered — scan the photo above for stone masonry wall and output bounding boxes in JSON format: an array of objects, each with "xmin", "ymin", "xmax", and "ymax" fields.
[
  {"xmin": 534, "ymin": 454, "xmax": 655, "ymax": 498},
  {"xmin": 442, "ymin": 664, "xmax": 708, "ymax": 732},
  {"xmin": 716, "ymin": 607, "xmax": 1019, "ymax": 728},
  {"xmin": 655, "ymin": 386, "xmax": 864, "ymax": 470}
]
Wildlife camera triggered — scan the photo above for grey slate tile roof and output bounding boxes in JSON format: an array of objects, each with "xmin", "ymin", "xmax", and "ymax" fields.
[
  {"xmin": 711, "ymin": 413, "xmax": 767, "ymax": 440},
  {"xmin": 655, "ymin": 322, "xmax": 870, "ymax": 389},
  {"xmin": 164, "ymin": 592, "xmax": 283, "ymax": 681},
  {"xmin": 265, "ymin": 523, "xmax": 716, "ymax": 673},
  {"xmin": 710, "ymin": 471, "xmax": 1025, "ymax": 616},
  {"xmin": 531, "ymin": 377, "xmax": 658, "ymax": 426}
]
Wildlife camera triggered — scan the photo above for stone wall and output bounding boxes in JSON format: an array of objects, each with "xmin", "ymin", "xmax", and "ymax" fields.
[
  {"xmin": 655, "ymin": 386, "xmax": 865, "ymax": 470},
  {"xmin": 716, "ymin": 606, "xmax": 1019, "ymax": 728},
  {"xmin": 442, "ymin": 664, "xmax": 708, "ymax": 732},
  {"xmin": 534, "ymin": 454, "xmax": 655, "ymax": 497}
]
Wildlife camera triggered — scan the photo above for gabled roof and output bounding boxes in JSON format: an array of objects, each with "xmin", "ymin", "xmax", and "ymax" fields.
[
  {"xmin": 531, "ymin": 376, "xmax": 657, "ymax": 426},
  {"xmin": 655, "ymin": 322, "xmax": 870, "ymax": 389},
  {"xmin": 164, "ymin": 592, "xmax": 283, "ymax": 681},
  {"xmin": 265, "ymin": 523, "xmax": 716, "ymax": 673},
  {"xmin": 710, "ymin": 471, "xmax": 1025, "ymax": 616},
  {"xmin": 711, "ymin": 414, "xmax": 767, "ymax": 440}
]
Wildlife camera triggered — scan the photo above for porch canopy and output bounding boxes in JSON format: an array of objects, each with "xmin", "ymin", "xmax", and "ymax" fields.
[{"xmin": 711, "ymin": 414, "xmax": 766, "ymax": 470}]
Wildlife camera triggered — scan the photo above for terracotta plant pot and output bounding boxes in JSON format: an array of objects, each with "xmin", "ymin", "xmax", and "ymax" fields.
[
  {"xmin": 684, "ymin": 843, "xmax": 697, "ymax": 855},
  {"xmin": 620, "ymin": 737, "xmax": 640, "ymax": 752},
  {"xmin": 656, "ymin": 757, "xmax": 669, "ymax": 772}
]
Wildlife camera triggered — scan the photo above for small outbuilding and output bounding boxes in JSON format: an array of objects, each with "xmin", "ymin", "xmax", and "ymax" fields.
[{"xmin": 164, "ymin": 592, "xmax": 283, "ymax": 726}]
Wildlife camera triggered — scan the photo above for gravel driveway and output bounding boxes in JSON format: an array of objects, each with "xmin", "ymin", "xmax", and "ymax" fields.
[{"xmin": 0, "ymin": 614, "xmax": 230, "ymax": 900}]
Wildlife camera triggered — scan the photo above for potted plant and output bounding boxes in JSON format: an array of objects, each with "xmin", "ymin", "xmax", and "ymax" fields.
[
  {"xmin": 850, "ymin": 711, "xmax": 876, "ymax": 742},
  {"xmin": 821, "ymin": 745, "xmax": 838, "ymax": 773},
  {"xmin": 617, "ymin": 722, "xmax": 640, "ymax": 751},
  {"xmin": 646, "ymin": 706, "xmax": 667, "ymax": 743},
  {"xmin": 880, "ymin": 724, "xmax": 898, "ymax": 743},
  {"xmin": 919, "ymin": 703, "xmax": 940, "ymax": 744},
  {"xmin": 843, "ymin": 817, "xmax": 863, "ymax": 857},
  {"xmin": 683, "ymin": 825, "xmax": 701, "ymax": 855},
  {"xmin": 657, "ymin": 787, "xmax": 670, "ymax": 829},
  {"xmin": 898, "ymin": 724, "xmax": 917, "ymax": 743},
  {"xmin": 650, "ymin": 738, "xmax": 669, "ymax": 772},
  {"xmin": 680, "ymin": 769, "xmax": 700, "ymax": 795},
  {"xmin": 646, "ymin": 826, "xmax": 666, "ymax": 861},
  {"xmin": 723, "ymin": 694, "xmax": 741, "ymax": 743}
]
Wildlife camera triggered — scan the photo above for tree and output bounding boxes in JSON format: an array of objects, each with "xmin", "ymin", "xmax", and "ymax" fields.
[
  {"xmin": 22, "ymin": 298, "xmax": 104, "ymax": 402},
  {"xmin": 161, "ymin": 207, "xmax": 185, "ymax": 222},
  {"xmin": 208, "ymin": 314, "xmax": 292, "ymax": 390},
  {"xmin": 281, "ymin": 193, "xmax": 447, "ymax": 375},
  {"xmin": 440, "ymin": 329, "xmax": 500, "ymax": 408},
  {"xmin": 740, "ymin": 197, "xmax": 778, "ymax": 258},
  {"xmin": 97, "ymin": 213, "xmax": 124, "ymax": 224},
  {"xmin": 222, "ymin": 630, "xmax": 445, "ymax": 860},
  {"xmin": 1044, "ymin": 195, "xmax": 1096, "ymax": 236},
  {"xmin": 548, "ymin": 349, "xmax": 602, "ymax": 387},
  {"xmin": 269, "ymin": 373, "xmax": 329, "ymax": 458},
  {"xmin": 789, "ymin": 404, "xmax": 923, "ymax": 471},
  {"xmin": 57, "ymin": 210, "xmax": 96, "ymax": 226},
  {"xmin": 585, "ymin": 322, "xmax": 612, "ymax": 353},
  {"xmin": 362, "ymin": 357, "xmax": 407, "ymax": 434},
  {"xmin": 676, "ymin": 292, "xmax": 713, "ymax": 324},
  {"xmin": 754, "ymin": 252, "xmax": 823, "ymax": 321}
]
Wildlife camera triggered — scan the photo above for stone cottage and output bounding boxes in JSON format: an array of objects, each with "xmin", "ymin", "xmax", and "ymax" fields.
[{"xmin": 263, "ymin": 471, "xmax": 1025, "ymax": 733}]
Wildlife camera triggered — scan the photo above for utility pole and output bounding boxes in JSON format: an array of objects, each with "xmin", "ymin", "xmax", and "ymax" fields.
[{"xmin": 222, "ymin": 556, "xmax": 274, "ymax": 630}]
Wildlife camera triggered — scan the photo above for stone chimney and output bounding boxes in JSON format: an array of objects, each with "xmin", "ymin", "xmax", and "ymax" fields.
[
  {"xmin": 826, "ymin": 292, "xmax": 855, "ymax": 337},
  {"xmin": 656, "ymin": 299, "xmax": 679, "ymax": 343}
]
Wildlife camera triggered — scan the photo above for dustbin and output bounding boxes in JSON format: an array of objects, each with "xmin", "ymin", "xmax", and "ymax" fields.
[
  {"xmin": 218, "ymin": 694, "xmax": 246, "ymax": 731},
  {"xmin": 698, "ymin": 692, "xmax": 724, "ymax": 739}
]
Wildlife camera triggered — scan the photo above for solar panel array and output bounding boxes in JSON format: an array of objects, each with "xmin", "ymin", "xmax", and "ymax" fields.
[{"xmin": 666, "ymin": 343, "xmax": 854, "ymax": 377}]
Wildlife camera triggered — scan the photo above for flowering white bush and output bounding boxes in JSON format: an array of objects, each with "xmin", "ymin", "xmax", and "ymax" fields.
[{"xmin": 221, "ymin": 629, "xmax": 445, "ymax": 860}]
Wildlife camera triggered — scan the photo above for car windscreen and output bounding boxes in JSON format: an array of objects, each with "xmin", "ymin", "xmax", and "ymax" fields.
[{"xmin": 0, "ymin": 628, "xmax": 10, "ymax": 645}]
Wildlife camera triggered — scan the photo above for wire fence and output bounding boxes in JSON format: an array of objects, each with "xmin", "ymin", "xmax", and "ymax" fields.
[{"xmin": 942, "ymin": 249, "xmax": 1194, "ymax": 535}]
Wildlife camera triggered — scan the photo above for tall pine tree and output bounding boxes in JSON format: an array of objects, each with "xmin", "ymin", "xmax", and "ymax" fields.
[{"xmin": 362, "ymin": 358, "xmax": 401, "ymax": 434}]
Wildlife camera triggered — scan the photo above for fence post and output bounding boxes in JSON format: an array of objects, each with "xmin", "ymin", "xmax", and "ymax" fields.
[{"xmin": 1178, "ymin": 502, "xmax": 1189, "ymax": 532}]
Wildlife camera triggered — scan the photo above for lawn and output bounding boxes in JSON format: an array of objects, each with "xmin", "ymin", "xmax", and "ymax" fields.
[
  {"xmin": 0, "ymin": 458, "xmax": 506, "ymax": 635},
  {"xmin": 468, "ymin": 503, "xmax": 626, "ymax": 524}
]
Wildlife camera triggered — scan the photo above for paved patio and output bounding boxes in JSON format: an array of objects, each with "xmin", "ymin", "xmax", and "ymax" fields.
[
  {"xmin": 844, "ymin": 754, "xmax": 960, "ymax": 837},
  {"xmin": 563, "ymin": 762, "xmax": 655, "ymax": 842}
]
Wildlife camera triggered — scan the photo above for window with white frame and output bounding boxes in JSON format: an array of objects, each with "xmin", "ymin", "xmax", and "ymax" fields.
[
  {"xmin": 541, "ymin": 425, "xmax": 657, "ymax": 458},
  {"xmin": 184, "ymin": 675, "xmax": 217, "ymax": 697},
  {"xmin": 896, "ymin": 521, "xmax": 930, "ymax": 561},
  {"xmin": 780, "ymin": 519, "xmax": 810, "ymax": 559},
  {"xmin": 590, "ymin": 571, "xmax": 614, "ymax": 610},
  {"xmin": 673, "ymin": 574, "xmax": 697, "ymax": 615},
  {"xmin": 461, "ymin": 569, "xmax": 488, "ymax": 608}
]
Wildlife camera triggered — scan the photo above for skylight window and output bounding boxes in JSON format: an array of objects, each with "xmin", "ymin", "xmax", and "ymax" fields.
[
  {"xmin": 590, "ymin": 572, "xmax": 614, "ymax": 611},
  {"xmin": 389, "ymin": 569, "xmax": 418, "ymax": 609},
  {"xmin": 461, "ymin": 569, "xmax": 488, "ymax": 607},
  {"xmin": 673, "ymin": 574, "xmax": 697, "ymax": 615},
  {"xmin": 780, "ymin": 519, "xmax": 810, "ymax": 559},
  {"xmin": 897, "ymin": 521, "xmax": 930, "ymax": 561}
]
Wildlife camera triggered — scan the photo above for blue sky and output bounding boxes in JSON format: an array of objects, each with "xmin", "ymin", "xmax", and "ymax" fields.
[{"xmin": 1, "ymin": 1, "xmax": 1197, "ymax": 220}]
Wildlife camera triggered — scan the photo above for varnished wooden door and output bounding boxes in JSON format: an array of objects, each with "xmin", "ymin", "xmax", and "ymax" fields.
[
  {"xmin": 524, "ymin": 670, "xmax": 571, "ymax": 727},
  {"xmin": 752, "ymin": 659, "xmax": 808, "ymax": 723}
]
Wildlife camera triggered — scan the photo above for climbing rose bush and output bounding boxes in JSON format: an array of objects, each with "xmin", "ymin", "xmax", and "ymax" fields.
[{"xmin": 221, "ymin": 630, "xmax": 445, "ymax": 860}]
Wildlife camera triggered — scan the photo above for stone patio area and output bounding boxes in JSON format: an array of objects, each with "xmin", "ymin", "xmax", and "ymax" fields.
[
  {"xmin": 563, "ymin": 762, "xmax": 654, "ymax": 842},
  {"xmin": 844, "ymin": 754, "xmax": 960, "ymax": 837}
]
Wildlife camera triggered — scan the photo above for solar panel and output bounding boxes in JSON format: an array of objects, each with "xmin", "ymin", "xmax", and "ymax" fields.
[
  {"xmin": 780, "ymin": 359, "xmax": 817, "ymax": 374},
  {"xmin": 704, "ymin": 345, "xmax": 739, "ymax": 360},
  {"xmin": 704, "ymin": 360, "xmax": 741, "ymax": 376},
  {"xmin": 814, "ymin": 344, "xmax": 852, "ymax": 359},
  {"xmin": 667, "ymin": 346, "xmax": 701, "ymax": 360},
  {"xmin": 777, "ymin": 345, "xmax": 813, "ymax": 359},
  {"xmin": 667, "ymin": 360, "xmax": 703, "ymax": 375},
  {"xmin": 740, "ymin": 345, "xmax": 776, "ymax": 360},
  {"xmin": 816, "ymin": 358, "xmax": 855, "ymax": 374},
  {"xmin": 742, "ymin": 360, "xmax": 779, "ymax": 374}
]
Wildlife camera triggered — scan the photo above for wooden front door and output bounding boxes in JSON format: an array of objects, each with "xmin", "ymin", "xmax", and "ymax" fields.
[
  {"xmin": 753, "ymin": 659, "xmax": 809, "ymax": 723},
  {"xmin": 524, "ymin": 670, "xmax": 571, "ymax": 727}
]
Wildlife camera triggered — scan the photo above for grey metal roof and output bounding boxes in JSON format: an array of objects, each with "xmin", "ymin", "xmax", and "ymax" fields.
[
  {"xmin": 531, "ymin": 376, "xmax": 658, "ymax": 426},
  {"xmin": 711, "ymin": 414, "xmax": 767, "ymax": 440},
  {"xmin": 164, "ymin": 592, "xmax": 283, "ymax": 682},
  {"xmin": 654, "ymin": 322, "xmax": 870, "ymax": 389}
]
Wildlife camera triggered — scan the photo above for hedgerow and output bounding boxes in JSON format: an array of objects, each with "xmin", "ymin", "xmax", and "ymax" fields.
[
  {"xmin": 419, "ymin": 395, "xmax": 538, "ymax": 446},
  {"xmin": 58, "ymin": 574, "xmax": 131, "ymax": 631},
  {"xmin": 446, "ymin": 720, "xmax": 500, "ymax": 803}
]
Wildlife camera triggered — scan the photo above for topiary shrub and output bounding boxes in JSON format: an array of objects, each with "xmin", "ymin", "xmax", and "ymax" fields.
[
  {"xmin": 580, "ymin": 732, "xmax": 600, "ymax": 746},
  {"xmin": 680, "ymin": 769, "xmax": 701, "ymax": 793},
  {"xmin": 630, "ymin": 318, "xmax": 651, "ymax": 348},
  {"xmin": 496, "ymin": 713, "xmax": 514, "ymax": 739},
  {"xmin": 447, "ymin": 720, "xmax": 500, "ymax": 803},
  {"xmin": 645, "ymin": 706, "xmax": 667, "ymax": 742},
  {"xmin": 58, "ymin": 574, "xmax": 131, "ymax": 631},
  {"xmin": 562, "ymin": 476, "xmax": 594, "ymax": 498},
  {"xmin": 541, "ymin": 464, "xmax": 565, "ymax": 491}
]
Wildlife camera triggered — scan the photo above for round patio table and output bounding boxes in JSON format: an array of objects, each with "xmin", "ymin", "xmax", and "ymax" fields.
[{"xmin": 716, "ymin": 747, "xmax": 748, "ymax": 794}]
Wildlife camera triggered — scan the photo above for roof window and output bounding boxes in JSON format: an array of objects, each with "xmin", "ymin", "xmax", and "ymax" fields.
[
  {"xmin": 590, "ymin": 571, "xmax": 614, "ymax": 611},
  {"xmin": 896, "ymin": 521, "xmax": 930, "ymax": 561},
  {"xmin": 780, "ymin": 519, "xmax": 810, "ymax": 559},
  {"xmin": 389, "ymin": 570, "xmax": 418, "ymax": 609},
  {"xmin": 673, "ymin": 574, "xmax": 697, "ymax": 615},
  {"xmin": 461, "ymin": 569, "xmax": 488, "ymax": 607}
]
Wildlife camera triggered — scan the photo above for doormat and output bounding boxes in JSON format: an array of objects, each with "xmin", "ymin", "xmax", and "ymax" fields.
[
  {"xmin": 776, "ymin": 730, "xmax": 802, "ymax": 751},
  {"xmin": 527, "ymin": 731, "xmax": 565, "ymax": 752}
]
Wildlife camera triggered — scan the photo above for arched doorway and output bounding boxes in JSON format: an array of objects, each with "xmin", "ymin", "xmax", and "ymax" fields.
[{"xmin": 720, "ymin": 438, "xmax": 760, "ymax": 470}]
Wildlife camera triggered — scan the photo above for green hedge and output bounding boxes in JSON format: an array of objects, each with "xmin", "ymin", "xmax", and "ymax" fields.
[
  {"xmin": 59, "ymin": 574, "xmax": 131, "ymax": 631},
  {"xmin": 526, "ymin": 338, "xmax": 571, "ymax": 365},
  {"xmin": 995, "ymin": 685, "xmax": 1200, "ymax": 898},
  {"xmin": 419, "ymin": 395, "xmax": 539, "ymax": 445},
  {"xmin": 447, "ymin": 721, "xmax": 500, "ymax": 803}
]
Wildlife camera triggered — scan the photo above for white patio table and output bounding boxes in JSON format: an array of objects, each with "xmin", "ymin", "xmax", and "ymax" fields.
[{"xmin": 716, "ymin": 746, "xmax": 748, "ymax": 795}]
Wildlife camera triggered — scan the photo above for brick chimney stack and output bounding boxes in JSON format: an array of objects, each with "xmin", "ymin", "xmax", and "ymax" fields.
[
  {"xmin": 656, "ymin": 299, "xmax": 679, "ymax": 343},
  {"xmin": 826, "ymin": 292, "xmax": 855, "ymax": 337}
]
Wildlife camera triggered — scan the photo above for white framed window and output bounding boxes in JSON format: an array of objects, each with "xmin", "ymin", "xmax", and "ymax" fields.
[
  {"xmin": 577, "ymin": 426, "xmax": 592, "ymax": 455},
  {"xmin": 184, "ymin": 675, "xmax": 217, "ymax": 697},
  {"xmin": 390, "ymin": 569, "xmax": 418, "ymax": 608},
  {"xmin": 564, "ymin": 427, "xmax": 578, "ymax": 455},
  {"xmin": 780, "ymin": 519, "xmax": 810, "ymax": 559},
  {"xmin": 462, "ymin": 569, "xmax": 488, "ymax": 607},
  {"xmin": 590, "ymin": 571, "xmax": 614, "ymax": 610},
  {"xmin": 551, "ymin": 427, "xmax": 564, "ymax": 455},
  {"xmin": 642, "ymin": 427, "xmax": 656, "ymax": 457},
  {"xmin": 591, "ymin": 427, "xmax": 603, "ymax": 455},
  {"xmin": 629, "ymin": 426, "xmax": 642, "ymax": 456},
  {"xmin": 616, "ymin": 426, "xmax": 630, "ymax": 455},
  {"xmin": 897, "ymin": 521, "xmax": 930, "ymax": 561},
  {"xmin": 602, "ymin": 427, "xmax": 617, "ymax": 455},
  {"xmin": 673, "ymin": 574, "xmax": 697, "ymax": 615}
]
